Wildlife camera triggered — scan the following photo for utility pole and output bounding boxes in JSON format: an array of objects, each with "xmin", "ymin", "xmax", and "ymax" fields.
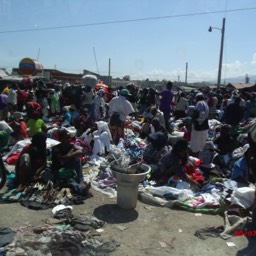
[
  {"xmin": 108, "ymin": 58, "xmax": 111, "ymax": 86},
  {"xmin": 209, "ymin": 18, "xmax": 226, "ymax": 87},
  {"xmin": 185, "ymin": 62, "xmax": 188, "ymax": 85},
  {"xmin": 37, "ymin": 48, "xmax": 40, "ymax": 61},
  {"xmin": 217, "ymin": 18, "xmax": 225, "ymax": 87},
  {"xmin": 93, "ymin": 47, "xmax": 99, "ymax": 74}
]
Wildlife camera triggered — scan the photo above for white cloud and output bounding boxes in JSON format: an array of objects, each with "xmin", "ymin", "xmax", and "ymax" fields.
[
  {"xmin": 223, "ymin": 60, "xmax": 242, "ymax": 77},
  {"xmin": 251, "ymin": 53, "xmax": 256, "ymax": 65},
  {"xmin": 131, "ymin": 55, "xmax": 256, "ymax": 82}
]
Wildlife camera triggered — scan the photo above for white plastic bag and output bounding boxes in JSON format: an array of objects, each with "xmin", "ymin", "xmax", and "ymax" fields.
[{"xmin": 230, "ymin": 187, "xmax": 255, "ymax": 209}]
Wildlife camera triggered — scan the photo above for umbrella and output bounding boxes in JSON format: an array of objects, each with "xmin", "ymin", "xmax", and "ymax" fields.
[
  {"xmin": 95, "ymin": 82, "xmax": 108, "ymax": 92},
  {"xmin": 81, "ymin": 74, "xmax": 97, "ymax": 88}
]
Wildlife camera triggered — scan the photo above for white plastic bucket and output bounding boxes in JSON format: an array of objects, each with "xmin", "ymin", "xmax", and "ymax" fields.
[{"xmin": 111, "ymin": 164, "xmax": 151, "ymax": 209}]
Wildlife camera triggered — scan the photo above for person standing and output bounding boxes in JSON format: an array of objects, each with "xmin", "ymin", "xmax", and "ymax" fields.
[
  {"xmin": 223, "ymin": 96, "xmax": 244, "ymax": 126},
  {"xmin": 107, "ymin": 88, "xmax": 135, "ymax": 144},
  {"xmin": 49, "ymin": 88, "xmax": 59, "ymax": 117},
  {"xmin": 190, "ymin": 93, "xmax": 209, "ymax": 155},
  {"xmin": 94, "ymin": 89, "xmax": 106, "ymax": 121},
  {"xmin": 207, "ymin": 92, "xmax": 218, "ymax": 119},
  {"xmin": 16, "ymin": 85, "xmax": 27, "ymax": 112},
  {"xmin": 7, "ymin": 83, "xmax": 17, "ymax": 117},
  {"xmin": 0, "ymin": 91, "xmax": 8, "ymax": 120},
  {"xmin": 157, "ymin": 81, "xmax": 173, "ymax": 132},
  {"xmin": 174, "ymin": 92, "xmax": 188, "ymax": 120}
]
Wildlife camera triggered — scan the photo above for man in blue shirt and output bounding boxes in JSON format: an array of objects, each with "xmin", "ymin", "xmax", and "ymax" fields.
[{"xmin": 157, "ymin": 81, "xmax": 173, "ymax": 132}]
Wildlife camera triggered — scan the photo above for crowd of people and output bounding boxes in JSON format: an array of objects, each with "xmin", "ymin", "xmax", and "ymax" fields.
[{"xmin": 0, "ymin": 78, "xmax": 256, "ymax": 212}]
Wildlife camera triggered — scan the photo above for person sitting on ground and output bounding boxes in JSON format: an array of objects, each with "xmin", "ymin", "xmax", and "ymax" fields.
[
  {"xmin": 61, "ymin": 106, "xmax": 72, "ymax": 127},
  {"xmin": 81, "ymin": 121, "xmax": 112, "ymax": 158},
  {"xmin": 25, "ymin": 101, "xmax": 41, "ymax": 119},
  {"xmin": 213, "ymin": 124, "xmax": 237, "ymax": 168},
  {"xmin": 151, "ymin": 117, "xmax": 169, "ymax": 137},
  {"xmin": 73, "ymin": 108, "xmax": 93, "ymax": 136},
  {"xmin": 15, "ymin": 132, "xmax": 47, "ymax": 192},
  {"xmin": 151, "ymin": 138, "xmax": 201, "ymax": 188},
  {"xmin": 0, "ymin": 120, "xmax": 13, "ymax": 146},
  {"xmin": 143, "ymin": 132, "xmax": 169, "ymax": 165},
  {"xmin": 53, "ymin": 106, "xmax": 72, "ymax": 127},
  {"xmin": 0, "ymin": 130, "xmax": 9, "ymax": 150},
  {"xmin": 139, "ymin": 106, "xmax": 166, "ymax": 139},
  {"xmin": 139, "ymin": 113, "xmax": 153, "ymax": 139},
  {"xmin": 51, "ymin": 129, "xmax": 87, "ymax": 194},
  {"xmin": 9, "ymin": 112, "xmax": 27, "ymax": 142},
  {"xmin": 69, "ymin": 104, "xmax": 79, "ymax": 125},
  {"xmin": 231, "ymin": 132, "xmax": 256, "ymax": 186},
  {"xmin": 27, "ymin": 111, "xmax": 47, "ymax": 137}
]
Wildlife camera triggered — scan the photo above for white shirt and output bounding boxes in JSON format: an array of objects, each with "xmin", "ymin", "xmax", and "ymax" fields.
[
  {"xmin": 7, "ymin": 89, "xmax": 17, "ymax": 105},
  {"xmin": 175, "ymin": 97, "xmax": 188, "ymax": 111},
  {"xmin": 108, "ymin": 95, "xmax": 134, "ymax": 121}
]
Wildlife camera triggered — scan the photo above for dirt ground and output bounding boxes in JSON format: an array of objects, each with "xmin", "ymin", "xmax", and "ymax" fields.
[{"xmin": 0, "ymin": 186, "xmax": 255, "ymax": 256}]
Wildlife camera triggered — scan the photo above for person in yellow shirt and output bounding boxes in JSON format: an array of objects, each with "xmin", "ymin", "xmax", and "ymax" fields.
[{"xmin": 27, "ymin": 111, "xmax": 47, "ymax": 137}]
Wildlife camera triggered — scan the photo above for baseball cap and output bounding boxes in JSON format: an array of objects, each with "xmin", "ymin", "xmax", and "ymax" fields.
[{"xmin": 120, "ymin": 89, "xmax": 131, "ymax": 96}]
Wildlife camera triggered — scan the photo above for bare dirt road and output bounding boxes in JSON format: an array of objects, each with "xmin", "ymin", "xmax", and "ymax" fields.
[{"xmin": 0, "ymin": 187, "xmax": 254, "ymax": 256}]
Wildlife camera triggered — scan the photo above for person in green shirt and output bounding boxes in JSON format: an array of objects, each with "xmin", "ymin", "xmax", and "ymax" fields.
[
  {"xmin": 0, "ymin": 130, "xmax": 8, "ymax": 148},
  {"xmin": 27, "ymin": 111, "xmax": 47, "ymax": 137}
]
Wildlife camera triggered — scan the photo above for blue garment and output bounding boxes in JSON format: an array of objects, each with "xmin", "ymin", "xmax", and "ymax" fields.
[
  {"xmin": 63, "ymin": 111, "xmax": 71, "ymax": 123},
  {"xmin": 231, "ymin": 157, "xmax": 248, "ymax": 181},
  {"xmin": 157, "ymin": 151, "xmax": 189, "ymax": 182}
]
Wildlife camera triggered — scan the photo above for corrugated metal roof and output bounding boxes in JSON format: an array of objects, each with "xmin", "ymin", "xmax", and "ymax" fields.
[
  {"xmin": 227, "ymin": 82, "xmax": 255, "ymax": 89},
  {"xmin": 0, "ymin": 69, "xmax": 9, "ymax": 78}
]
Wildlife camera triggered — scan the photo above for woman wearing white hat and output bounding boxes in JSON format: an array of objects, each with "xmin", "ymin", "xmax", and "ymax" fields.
[{"xmin": 190, "ymin": 93, "xmax": 209, "ymax": 155}]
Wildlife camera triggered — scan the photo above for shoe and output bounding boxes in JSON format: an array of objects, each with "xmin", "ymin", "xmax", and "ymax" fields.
[{"xmin": 2, "ymin": 189, "xmax": 17, "ymax": 199}]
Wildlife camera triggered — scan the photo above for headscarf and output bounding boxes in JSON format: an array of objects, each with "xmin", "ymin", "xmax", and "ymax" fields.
[
  {"xmin": 95, "ymin": 121, "xmax": 112, "ymax": 141},
  {"xmin": 148, "ymin": 132, "xmax": 167, "ymax": 150}
]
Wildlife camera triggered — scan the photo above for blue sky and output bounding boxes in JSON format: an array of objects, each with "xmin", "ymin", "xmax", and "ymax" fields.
[{"xmin": 0, "ymin": 0, "xmax": 256, "ymax": 83}]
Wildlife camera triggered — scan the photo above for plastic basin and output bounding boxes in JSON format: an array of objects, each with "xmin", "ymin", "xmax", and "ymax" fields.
[{"xmin": 111, "ymin": 164, "xmax": 151, "ymax": 209}]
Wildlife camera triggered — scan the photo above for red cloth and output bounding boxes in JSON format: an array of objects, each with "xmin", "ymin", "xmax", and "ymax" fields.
[
  {"xmin": 184, "ymin": 164, "xmax": 205, "ymax": 182},
  {"xmin": 5, "ymin": 152, "xmax": 21, "ymax": 165},
  {"xmin": 27, "ymin": 101, "xmax": 41, "ymax": 110},
  {"xmin": 183, "ymin": 131, "xmax": 191, "ymax": 142},
  {"xmin": 19, "ymin": 120, "xmax": 27, "ymax": 138}
]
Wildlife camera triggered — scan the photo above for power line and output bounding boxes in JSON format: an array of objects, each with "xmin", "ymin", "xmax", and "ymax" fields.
[{"xmin": 0, "ymin": 7, "xmax": 256, "ymax": 34}]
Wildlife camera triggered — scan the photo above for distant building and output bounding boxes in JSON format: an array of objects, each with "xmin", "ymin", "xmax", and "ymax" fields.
[
  {"xmin": 12, "ymin": 67, "xmax": 113, "ymax": 85},
  {"xmin": 226, "ymin": 82, "xmax": 256, "ymax": 92}
]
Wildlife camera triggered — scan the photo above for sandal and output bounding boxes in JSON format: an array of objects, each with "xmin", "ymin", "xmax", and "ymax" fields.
[
  {"xmin": 9, "ymin": 192, "xmax": 22, "ymax": 201},
  {"xmin": 2, "ymin": 189, "xmax": 17, "ymax": 199}
]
